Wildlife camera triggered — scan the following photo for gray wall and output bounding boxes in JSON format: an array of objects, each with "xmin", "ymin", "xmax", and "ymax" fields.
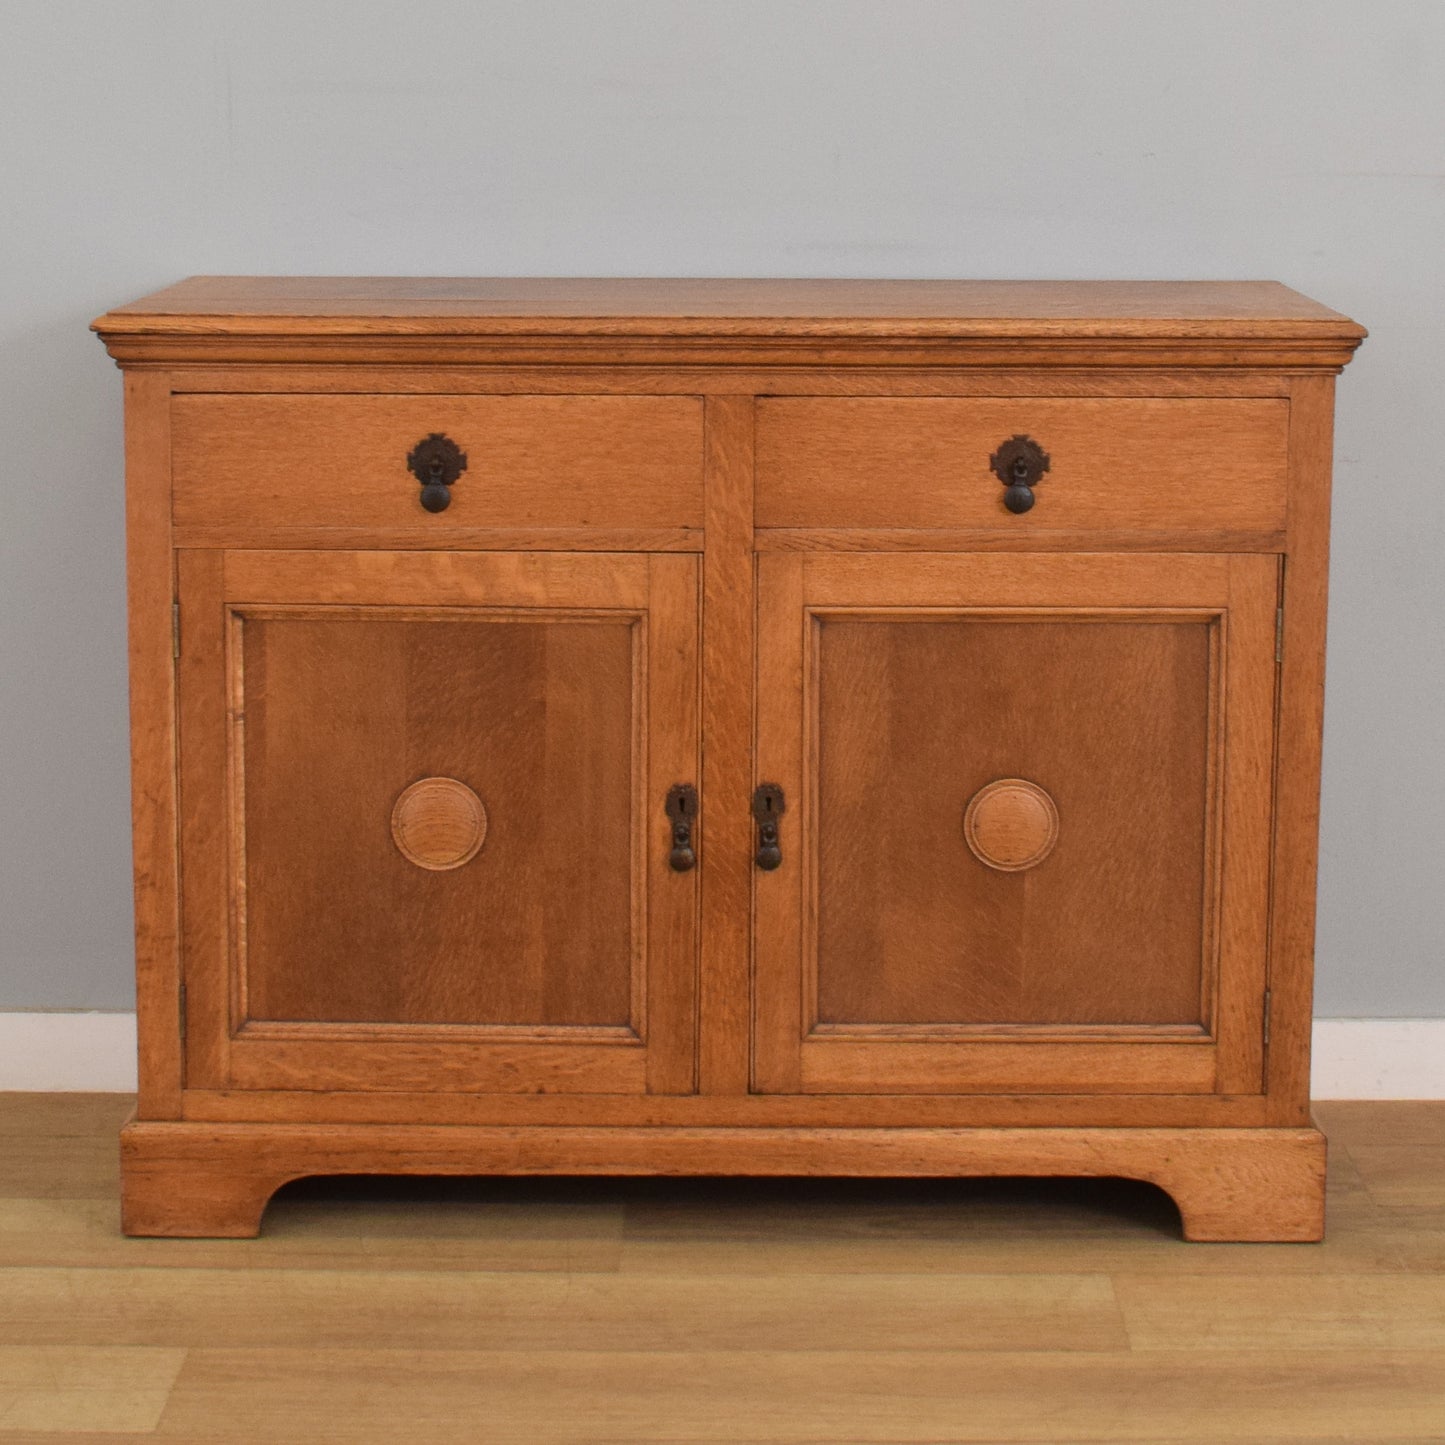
[{"xmin": 2, "ymin": 1, "xmax": 1440, "ymax": 1015}]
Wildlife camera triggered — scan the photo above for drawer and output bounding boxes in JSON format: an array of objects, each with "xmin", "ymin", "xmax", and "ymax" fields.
[
  {"xmin": 755, "ymin": 397, "xmax": 1289, "ymax": 535},
  {"xmin": 171, "ymin": 394, "xmax": 705, "ymax": 533}
]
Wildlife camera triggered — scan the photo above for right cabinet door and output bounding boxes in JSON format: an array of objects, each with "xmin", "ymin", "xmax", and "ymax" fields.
[{"xmin": 754, "ymin": 552, "xmax": 1279, "ymax": 1097}]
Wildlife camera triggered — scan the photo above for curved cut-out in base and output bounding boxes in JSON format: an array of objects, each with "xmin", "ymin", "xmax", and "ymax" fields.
[
  {"xmin": 964, "ymin": 777, "xmax": 1059, "ymax": 872},
  {"xmin": 390, "ymin": 777, "xmax": 487, "ymax": 871},
  {"xmin": 118, "ymin": 1120, "xmax": 1327, "ymax": 1241}
]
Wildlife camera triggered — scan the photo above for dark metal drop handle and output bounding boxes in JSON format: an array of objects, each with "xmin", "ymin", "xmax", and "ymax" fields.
[
  {"xmin": 1003, "ymin": 455, "xmax": 1035, "ymax": 514},
  {"xmin": 753, "ymin": 783, "xmax": 785, "ymax": 871},
  {"xmin": 407, "ymin": 432, "xmax": 468, "ymax": 514},
  {"xmin": 665, "ymin": 784, "xmax": 698, "ymax": 872},
  {"xmin": 419, "ymin": 457, "xmax": 451, "ymax": 513},
  {"xmin": 989, "ymin": 434, "xmax": 1050, "ymax": 515}
]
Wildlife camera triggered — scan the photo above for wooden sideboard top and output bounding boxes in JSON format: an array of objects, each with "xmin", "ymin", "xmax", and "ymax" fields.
[{"xmin": 93, "ymin": 277, "xmax": 1364, "ymax": 369}]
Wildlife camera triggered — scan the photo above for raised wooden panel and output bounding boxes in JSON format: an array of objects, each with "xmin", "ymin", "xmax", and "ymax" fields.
[
  {"xmin": 171, "ymin": 394, "xmax": 704, "ymax": 535},
  {"xmin": 239, "ymin": 612, "xmax": 636, "ymax": 1029},
  {"xmin": 814, "ymin": 614, "xmax": 1213, "ymax": 1029},
  {"xmin": 176, "ymin": 550, "xmax": 700, "ymax": 1096},
  {"xmin": 755, "ymin": 397, "xmax": 1288, "ymax": 534},
  {"xmin": 753, "ymin": 552, "xmax": 1279, "ymax": 1097}
]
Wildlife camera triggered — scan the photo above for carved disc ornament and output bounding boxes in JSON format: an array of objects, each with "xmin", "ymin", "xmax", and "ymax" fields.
[
  {"xmin": 963, "ymin": 778, "xmax": 1059, "ymax": 872},
  {"xmin": 390, "ymin": 777, "xmax": 488, "ymax": 871}
]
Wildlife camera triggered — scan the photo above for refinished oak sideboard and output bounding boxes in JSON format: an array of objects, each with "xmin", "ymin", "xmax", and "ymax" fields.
[{"xmin": 93, "ymin": 278, "xmax": 1364, "ymax": 1240}]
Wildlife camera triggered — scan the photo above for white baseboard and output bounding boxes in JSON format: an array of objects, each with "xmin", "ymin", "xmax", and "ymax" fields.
[
  {"xmin": 0, "ymin": 1012, "xmax": 1442, "ymax": 1099},
  {"xmin": 0, "ymin": 1012, "xmax": 139, "ymax": 1092},
  {"xmin": 1310, "ymin": 1019, "xmax": 1445, "ymax": 1101}
]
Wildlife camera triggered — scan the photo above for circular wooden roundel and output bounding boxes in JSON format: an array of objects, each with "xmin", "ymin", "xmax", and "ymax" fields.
[
  {"xmin": 963, "ymin": 778, "xmax": 1059, "ymax": 873},
  {"xmin": 390, "ymin": 777, "xmax": 488, "ymax": 871}
]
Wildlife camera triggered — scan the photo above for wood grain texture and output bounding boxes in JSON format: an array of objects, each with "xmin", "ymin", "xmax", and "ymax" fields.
[
  {"xmin": 756, "ymin": 397, "xmax": 1289, "ymax": 533},
  {"xmin": 155, "ymin": 362, "xmax": 1303, "ymax": 396},
  {"xmin": 388, "ymin": 777, "xmax": 489, "ymax": 871},
  {"xmin": 697, "ymin": 397, "xmax": 755, "ymax": 1095},
  {"xmin": 118, "ymin": 1118, "xmax": 1325, "ymax": 1241},
  {"xmin": 751, "ymin": 552, "xmax": 806, "ymax": 1095},
  {"xmin": 171, "ymin": 393, "xmax": 703, "ymax": 534},
  {"xmin": 98, "ymin": 279, "xmax": 1362, "ymax": 1244},
  {"xmin": 0, "ymin": 1345, "xmax": 185, "ymax": 1434},
  {"xmin": 239, "ymin": 612, "xmax": 635, "ymax": 1027},
  {"xmin": 93, "ymin": 277, "xmax": 1366, "ymax": 369},
  {"xmin": 1266, "ymin": 375, "xmax": 1337, "ymax": 1122},
  {"xmin": 1114, "ymin": 1272, "xmax": 1445, "ymax": 1350},
  {"xmin": 173, "ymin": 1087, "xmax": 1287, "ymax": 1131},
  {"xmin": 814, "ymin": 615, "xmax": 1210, "ymax": 1024},
  {"xmin": 1316, "ymin": 1099, "xmax": 1445, "ymax": 1149},
  {"xmin": 0, "ymin": 1266, "xmax": 1124, "ymax": 1354},
  {"xmin": 0, "ymin": 1192, "xmax": 627, "ymax": 1276},
  {"xmin": 754, "ymin": 552, "xmax": 1276, "ymax": 1098},
  {"xmin": 137, "ymin": 1349, "xmax": 1445, "ymax": 1444},
  {"xmin": 1211, "ymin": 552, "xmax": 1279, "ymax": 1095},
  {"xmin": 175, "ymin": 549, "xmax": 228, "ymax": 1093},
  {"xmin": 757, "ymin": 525, "xmax": 1287, "ymax": 553},
  {"xmin": 223, "ymin": 546, "xmax": 652, "ymax": 609},
  {"xmin": 122, "ymin": 373, "xmax": 183, "ymax": 1121},
  {"xmin": 175, "ymin": 550, "xmax": 699, "ymax": 1097},
  {"xmin": 19, "ymin": 1096, "xmax": 1445, "ymax": 1440},
  {"xmin": 963, "ymin": 779, "xmax": 1060, "ymax": 872},
  {"xmin": 172, "ymin": 523, "xmax": 702, "ymax": 552},
  {"xmin": 791, "ymin": 1043, "xmax": 1219, "ymax": 1097},
  {"xmin": 644, "ymin": 554, "xmax": 703, "ymax": 1096},
  {"xmin": 102, "ymin": 338, "xmax": 1364, "ymax": 371},
  {"xmin": 97, "ymin": 276, "xmax": 1365, "ymax": 326}
]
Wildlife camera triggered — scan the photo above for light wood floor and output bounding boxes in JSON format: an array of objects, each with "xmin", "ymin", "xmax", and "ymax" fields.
[{"xmin": 0, "ymin": 1097, "xmax": 1442, "ymax": 1443}]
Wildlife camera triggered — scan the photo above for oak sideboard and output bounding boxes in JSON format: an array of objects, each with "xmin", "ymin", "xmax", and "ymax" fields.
[{"xmin": 93, "ymin": 278, "xmax": 1364, "ymax": 1239}]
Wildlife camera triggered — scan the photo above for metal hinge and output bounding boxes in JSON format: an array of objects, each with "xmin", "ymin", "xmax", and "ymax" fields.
[
  {"xmin": 172, "ymin": 602, "xmax": 181, "ymax": 660},
  {"xmin": 178, "ymin": 980, "xmax": 188, "ymax": 1043},
  {"xmin": 1275, "ymin": 606, "xmax": 1284, "ymax": 664},
  {"xmin": 1263, "ymin": 988, "xmax": 1272, "ymax": 1047}
]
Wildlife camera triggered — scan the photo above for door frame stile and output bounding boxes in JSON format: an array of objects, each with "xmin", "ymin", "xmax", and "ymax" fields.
[{"xmin": 126, "ymin": 371, "xmax": 184, "ymax": 1118}]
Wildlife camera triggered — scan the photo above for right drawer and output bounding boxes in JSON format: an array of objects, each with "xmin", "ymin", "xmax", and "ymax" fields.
[{"xmin": 755, "ymin": 397, "xmax": 1289, "ymax": 535}]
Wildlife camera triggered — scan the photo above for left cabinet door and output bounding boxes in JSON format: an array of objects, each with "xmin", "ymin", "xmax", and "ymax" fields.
[{"xmin": 175, "ymin": 549, "xmax": 700, "ymax": 1096}]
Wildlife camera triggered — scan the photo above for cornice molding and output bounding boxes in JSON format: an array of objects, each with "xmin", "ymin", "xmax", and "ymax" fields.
[{"xmin": 95, "ymin": 331, "xmax": 1364, "ymax": 372}]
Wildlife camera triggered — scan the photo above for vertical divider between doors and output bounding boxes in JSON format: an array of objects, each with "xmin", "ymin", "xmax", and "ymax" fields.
[{"xmin": 698, "ymin": 396, "xmax": 757, "ymax": 1094}]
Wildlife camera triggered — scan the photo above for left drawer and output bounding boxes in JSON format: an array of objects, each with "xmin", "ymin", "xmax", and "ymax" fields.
[{"xmin": 171, "ymin": 394, "xmax": 706, "ymax": 534}]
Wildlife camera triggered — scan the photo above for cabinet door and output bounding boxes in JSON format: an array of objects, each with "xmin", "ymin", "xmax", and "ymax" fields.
[
  {"xmin": 754, "ymin": 553, "xmax": 1277, "ymax": 1097},
  {"xmin": 177, "ymin": 550, "xmax": 698, "ymax": 1095}
]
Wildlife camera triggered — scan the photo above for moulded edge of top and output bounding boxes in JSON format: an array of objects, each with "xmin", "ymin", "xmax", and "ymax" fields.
[{"xmin": 90, "ymin": 277, "xmax": 1367, "ymax": 370}]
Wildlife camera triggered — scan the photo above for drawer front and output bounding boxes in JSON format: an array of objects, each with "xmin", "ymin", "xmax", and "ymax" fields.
[
  {"xmin": 171, "ymin": 394, "xmax": 705, "ymax": 533},
  {"xmin": 755, "ymin": 397, "xmax": 1289, "ymax": 534}
]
